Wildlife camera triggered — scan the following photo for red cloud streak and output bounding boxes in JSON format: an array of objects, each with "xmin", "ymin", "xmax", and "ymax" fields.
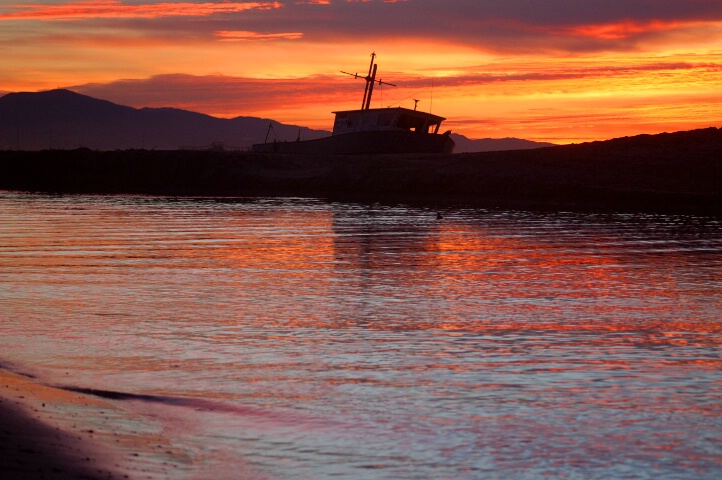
[
  {"xmin": 216, "ymin": 30, "xmax": 304, "ymax": 41},
  {"xmin": 557, "ymin": 19, "xmax": 713, "ymax": 40},
  {"xmin": 0, "ymin": 1, "xmax": 281, "ymax": 20}
]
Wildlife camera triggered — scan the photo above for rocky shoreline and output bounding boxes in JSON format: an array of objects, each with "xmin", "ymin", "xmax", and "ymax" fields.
[{"xmin": 1, "ymin": 127, "xmax": 720, "ymax": 215}]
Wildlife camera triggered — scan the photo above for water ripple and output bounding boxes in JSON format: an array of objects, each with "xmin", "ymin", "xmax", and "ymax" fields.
[{"xmin": 1, "ymin": 191, "xmax": 721, "ymax": 479}]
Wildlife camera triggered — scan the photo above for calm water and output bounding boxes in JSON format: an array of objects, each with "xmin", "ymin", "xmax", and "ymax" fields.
[{"xmin": 1, "ymin": 191, "xmax": 721, "ymax": 479}]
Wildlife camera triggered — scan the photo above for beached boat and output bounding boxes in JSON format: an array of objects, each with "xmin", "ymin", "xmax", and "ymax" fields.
[{"xmin": 252, "ymin": 54, "xmax": 455, "ymax": 154}]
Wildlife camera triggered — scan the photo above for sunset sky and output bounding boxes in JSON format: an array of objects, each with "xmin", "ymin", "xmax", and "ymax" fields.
[{"xmin": 1, "ymin": 0, "xmax": 721, "ymax": 143}]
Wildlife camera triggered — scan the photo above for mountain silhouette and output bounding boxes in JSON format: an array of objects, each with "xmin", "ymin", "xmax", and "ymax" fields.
[
  {"xmin": 450, "ymin": 134, "xmax": 554, "ymax": 152},
  {"xmin": 0, "ymin": 89, "xmax": 553, "ymax": 152},
  {"xmin": 0, "ymin": 89, "xmax": 328, "ymax": 151}
]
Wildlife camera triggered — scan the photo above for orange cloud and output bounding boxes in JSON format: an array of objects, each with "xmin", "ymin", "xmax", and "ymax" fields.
[
  {"xmin": 2, "ymin": 2, "xmax": 720, "ymax": 144},
  {"xmin": 558, "ymin": 19, "xmax": 713, "ymax": 40},
  {"xmin": 216, "ymin": 30, "xmax": 304, "ymax": 41},
  {"xmin": 61, "ymin": 46, "xmax": 719, "ymax": 144},
  {"xmin": 0, "ymin": 1, "xmax": 281, "ymax": 20}
]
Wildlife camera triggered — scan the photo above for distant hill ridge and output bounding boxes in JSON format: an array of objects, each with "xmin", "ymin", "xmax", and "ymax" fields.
[
  {"xmin": 0, "ymin": 89, "xmax": 328, "ymax": 151},
  {"xmin": 0, "ymin": 89, "xmax": 553, "ymax": 152}
]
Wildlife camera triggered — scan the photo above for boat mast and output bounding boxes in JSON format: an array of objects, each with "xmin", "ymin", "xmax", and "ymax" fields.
[
  {"xmin": 341, "ymin": 52, "xmax": 396, "ymax": 110},
  {"xmin": 361, "ymin": 53, "xmax": 375, "ymax": 109}
]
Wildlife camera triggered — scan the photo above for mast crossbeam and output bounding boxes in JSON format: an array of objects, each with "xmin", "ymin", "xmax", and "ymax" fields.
[{"xmin": 340, "ymin": 52, "xmax": 396, "ymax": 110}]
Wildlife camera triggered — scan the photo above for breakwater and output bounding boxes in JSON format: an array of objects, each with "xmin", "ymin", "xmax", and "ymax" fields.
[{"xmin": 1, "ymin": 127, "xmax": 720, "ymax": 214}]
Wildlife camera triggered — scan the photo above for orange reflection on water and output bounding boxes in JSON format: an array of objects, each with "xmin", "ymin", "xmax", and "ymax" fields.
[{"xmin": 3, "ymin": 195, "xmax": 722, "ymax": 478}]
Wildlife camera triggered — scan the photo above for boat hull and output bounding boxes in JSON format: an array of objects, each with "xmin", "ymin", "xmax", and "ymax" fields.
[{"xmin": 252, "ymin": 130, "xmax": 454, "ymax": 155}]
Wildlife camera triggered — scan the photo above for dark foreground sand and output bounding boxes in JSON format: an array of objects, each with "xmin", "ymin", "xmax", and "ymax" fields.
[
  {"xmin": 1, "ymin": 127, "xmax": 720, "ymax": 215},
  {"xmin": 0, "ymin": 368, "xmax": 190, "ymax": 480},
  {"xmin": 1, "ymin": 368, "xmax": 120, "ymax": 479}
]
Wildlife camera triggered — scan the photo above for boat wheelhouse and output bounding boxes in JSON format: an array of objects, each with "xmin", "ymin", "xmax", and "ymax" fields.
[{"xmin": 332, "ymin": 107, "xmax": 448, "ymax": 136}]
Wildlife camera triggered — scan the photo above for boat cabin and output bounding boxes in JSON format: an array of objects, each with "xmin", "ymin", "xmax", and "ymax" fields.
[{"xmin": 331, "ymin": 107, "xmax": 447, "ymax": 136}]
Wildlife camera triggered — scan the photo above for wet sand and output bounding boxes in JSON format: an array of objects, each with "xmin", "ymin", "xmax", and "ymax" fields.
[
  {"xmin": 1, "ymin": 367, "xmax": 119, "ymax": 479},
  {"xmin": 1, "ymin": 127, "xmax": 720, "ymax": 215},
  {"xmin": 0, "ymin": 367, "xmax": 185, "ymax": 480}
]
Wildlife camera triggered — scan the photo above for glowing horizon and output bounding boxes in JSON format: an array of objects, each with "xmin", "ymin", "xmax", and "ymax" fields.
[{"xmin": 1, "ymin": 1, "xmax": 721, "ymax": 144}]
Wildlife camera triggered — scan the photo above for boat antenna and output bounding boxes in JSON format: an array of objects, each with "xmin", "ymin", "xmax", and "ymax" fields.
[
  {"xmin": 341, "ymin": 52, "xmax": 396, "ymax": 110},
  {"xmin": 385, "ymin": 89, "xmax": 426, "ymax": 108},
  {"xmin": 413, "ymin": 99, "xmax": 419, "ymax": 111},
  {"xmin": 430, "ymin": 77, "xmax": 434, "ymax": 114}
]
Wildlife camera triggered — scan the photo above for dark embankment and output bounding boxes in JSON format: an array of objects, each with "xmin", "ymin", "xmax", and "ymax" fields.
[{"xmin": 1, "ymin": 127, "xmax": 720, "ymax": 214}]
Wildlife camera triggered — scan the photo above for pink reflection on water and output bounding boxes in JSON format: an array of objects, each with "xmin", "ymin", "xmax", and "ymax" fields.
[{"xmin": 1, "ymin": 193, "xmax": 721, "ymax": 478}]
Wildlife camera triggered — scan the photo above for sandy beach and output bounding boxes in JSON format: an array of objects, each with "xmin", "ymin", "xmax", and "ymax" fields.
[{"xmin": 0, "ymin": 366, "xmax": 186, "ymax": 480}]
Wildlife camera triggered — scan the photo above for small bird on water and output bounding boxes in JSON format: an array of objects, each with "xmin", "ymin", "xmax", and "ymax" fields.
[{"xmin": 436, "ymin": 212, "xmax": 443, "ymax": 220}]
